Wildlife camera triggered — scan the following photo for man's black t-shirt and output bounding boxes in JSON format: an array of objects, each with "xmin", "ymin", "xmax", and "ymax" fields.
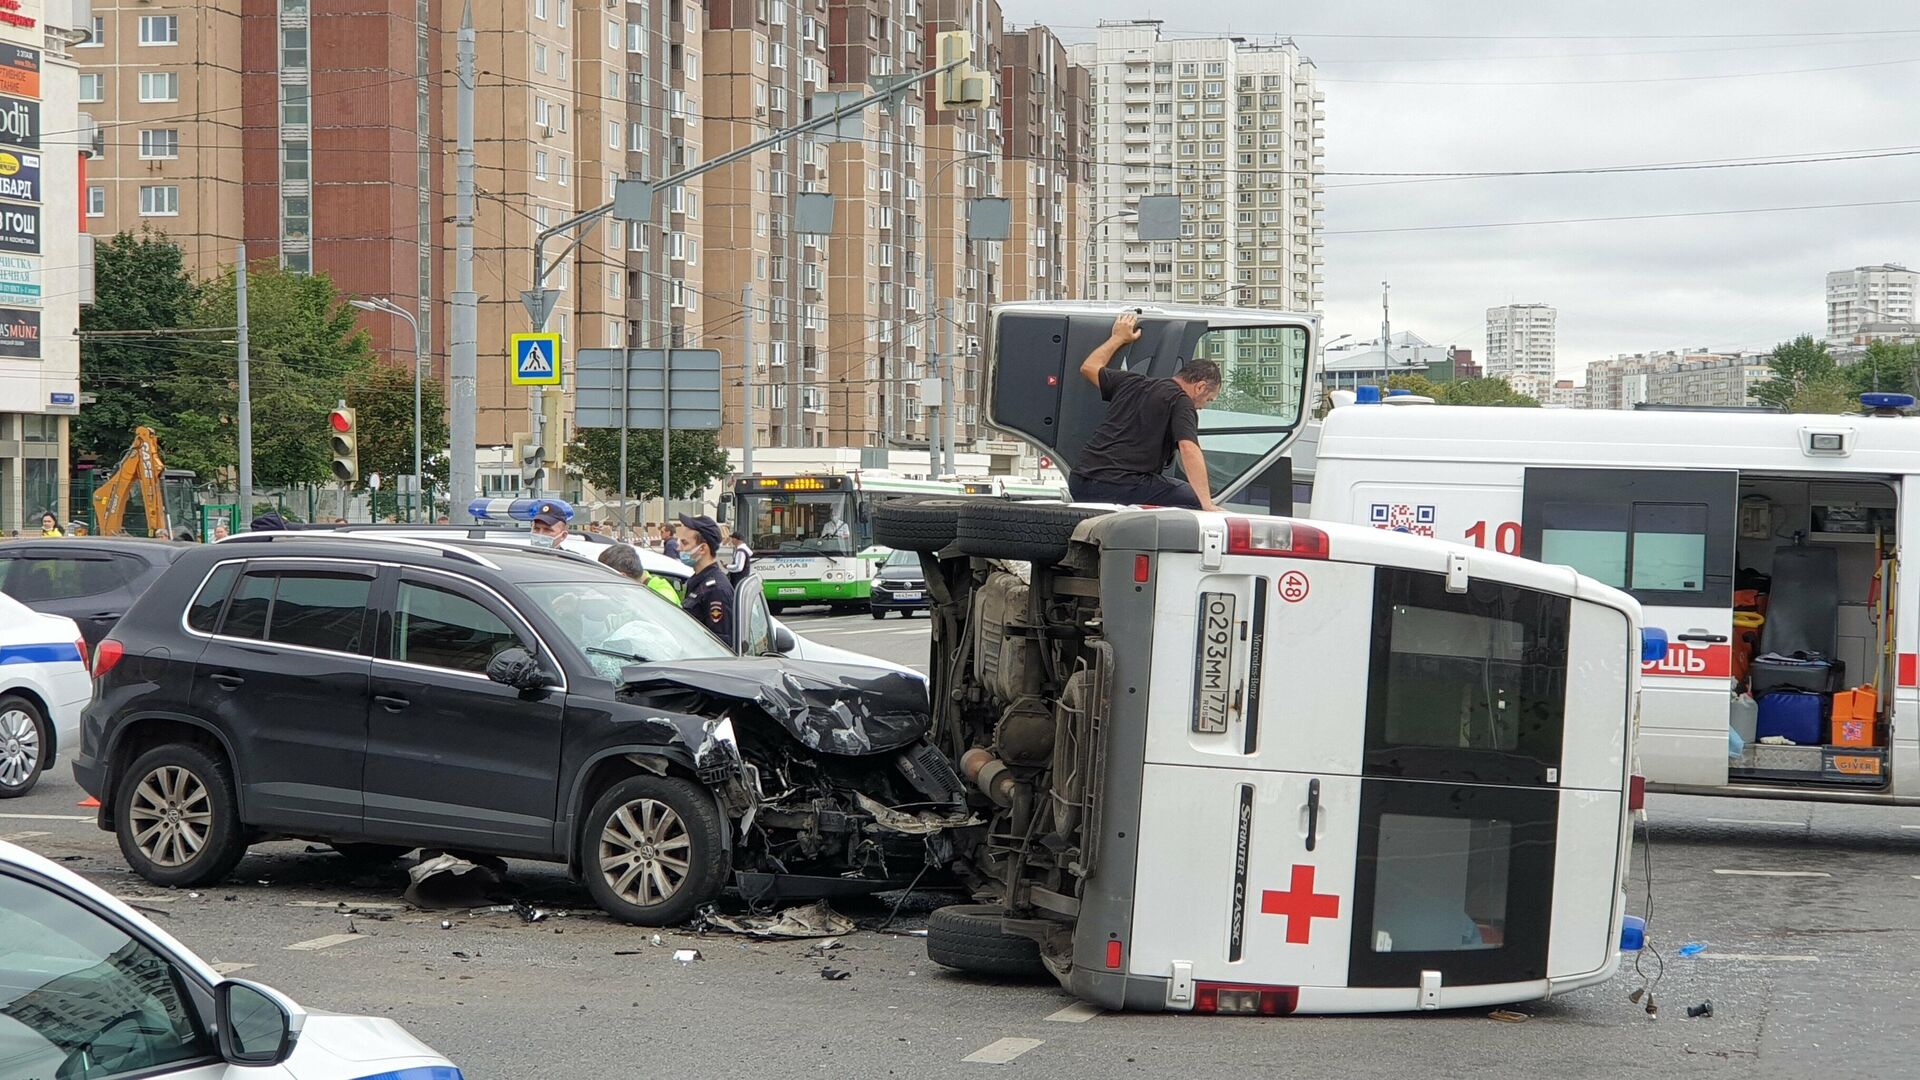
[
  {"xmin": 1074, "ymin": 368, "xmax": 1201, "ymax": 483},
  {"xmin": 682, "ymin": 562, "xmax": 736, "ymax": 646}
]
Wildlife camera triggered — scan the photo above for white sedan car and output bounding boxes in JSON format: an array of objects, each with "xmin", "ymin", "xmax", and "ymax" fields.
[
  {"xmin": 0, "ymin": 839, "xmax": 463, "ymax": 1079},
  {"xmin": 0, "ymin": 591, "xmax": 91, "ymax": 797}
]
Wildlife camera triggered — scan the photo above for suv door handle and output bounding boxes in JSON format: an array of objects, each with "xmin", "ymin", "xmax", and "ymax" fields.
[
  {"xmin": 1677, "ymin": 633, "xmax": 1729, "ymax": 643},
  {"xmin": 374, "ymin": 693, "xmax": 411, "ymax": 712},
  {"xmin": 209, "ymin": 673, "xmax": 244, "ymax": 690},
  {"xmin": 89, "ymin": 612, "xmax": 123, "ymax": 622}
]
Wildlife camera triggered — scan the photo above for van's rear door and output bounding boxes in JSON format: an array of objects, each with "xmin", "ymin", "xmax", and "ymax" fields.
[
  {"xmin": 986, "ymin": 302, "xmax": 1318, "ymax": 503},
  {"xmin": 1521, "ymin": 468, "xmax": 1737, "ymax": 788}
]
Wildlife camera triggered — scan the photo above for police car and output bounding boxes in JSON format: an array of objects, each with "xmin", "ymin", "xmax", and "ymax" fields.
[
  {"xmin": 0, "ymin": 590, "xmax": 91, "ymax": 797},
  {"xmin": 0, "ymin": 839, "xmax": 463, "ymax": 1078}
]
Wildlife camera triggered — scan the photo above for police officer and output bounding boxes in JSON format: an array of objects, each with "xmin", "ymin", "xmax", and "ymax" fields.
[{"xmin": 676, "ymin": 513, "xmax": 734, "ymax": 644}]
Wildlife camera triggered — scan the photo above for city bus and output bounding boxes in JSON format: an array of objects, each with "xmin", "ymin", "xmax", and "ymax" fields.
[{"xmin": 730, "ymin": 472, "xmax": 964, "ymax": 611}]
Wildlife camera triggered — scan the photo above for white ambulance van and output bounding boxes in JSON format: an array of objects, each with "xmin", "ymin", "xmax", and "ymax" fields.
[{"xmin": 1311, "ymin": 394, "xmax": 1920, "ymax": 804}]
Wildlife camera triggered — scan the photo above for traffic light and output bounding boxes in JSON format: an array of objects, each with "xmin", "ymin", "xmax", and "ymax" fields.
[
  {"xmin": 514, "ymin": 434, "xmax": 545, "ymax": 492},
  {"xmin": 328, "ymin": 407, "xmax": 358, "ymax": 483},
  {"xmin": 937, "ymin": 31, "xmax": 990, "ymax": 110}
]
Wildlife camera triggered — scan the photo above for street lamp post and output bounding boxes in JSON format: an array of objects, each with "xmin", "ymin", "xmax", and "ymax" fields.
[
  {"xmin": 923, "ymin": 149, "xmax": 992, "ymax": 479},
  {"xmin": 351, "ymin": 297, "xmax": 425, "ymax": 522}
]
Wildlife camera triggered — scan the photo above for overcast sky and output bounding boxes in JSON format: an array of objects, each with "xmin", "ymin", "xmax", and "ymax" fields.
[{"xmin": 1002, "ymin": 0, "xmax": 1920, "ymax": 379}]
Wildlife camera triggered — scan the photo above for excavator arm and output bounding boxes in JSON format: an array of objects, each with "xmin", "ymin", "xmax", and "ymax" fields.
[{"xmin": 92, "ymin": 427, "xmax": 167, "ymax": 537}]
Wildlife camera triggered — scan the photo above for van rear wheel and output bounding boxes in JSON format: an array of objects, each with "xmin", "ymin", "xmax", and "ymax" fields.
[
  {"xmin": 955, "ymin": 502, "xmax": 1112, "ymax": 565},
  {"xmin": 926, "ymin": 904, "xmax": 1049, "ymax": 978},
  {"xmin": 872, "ymin": 497, "xmax": 974, "ymax": 553}
]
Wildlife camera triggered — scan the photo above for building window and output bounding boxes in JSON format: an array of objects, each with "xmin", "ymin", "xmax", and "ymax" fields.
[
  {"xmin": 137, "ymin": 71, "xmax": 179, "ymax": 102},
  {"xmin": 81, "ymin": 15, "xmax": 104, "ymax": 45},
  {"xmin": 139, "ymin": 185, "xmax": 179, "ymax": 216},
  {"xmin": 138, "ymin": 129, "xmax": 179, "ymax": 159},
  {"xmin": 79, "ymin": 73, "xmax": 105, "ymax": 102},
  {"xmin": 139, "ymin": 14, "xmax": 179, "ymax": 45},
  {"xmin": 535, "ymin": 0, "xmax": 547, "ymax": 17},
  {"xmin": 534, "ymin": 151, "xmax": 549, "ymax": 180},
  {"xmin": 86, "ymin": 186, "xmax": 105, "ymax": 217},
  {"xmin": 534, "ymin": 42, "xmax": 548, "ymax": 73}
]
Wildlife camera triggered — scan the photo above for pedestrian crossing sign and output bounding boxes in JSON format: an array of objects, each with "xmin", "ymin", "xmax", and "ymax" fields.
[{"xmin": 510, "ymin": 332, "xmax": 563, "ymax": 386}]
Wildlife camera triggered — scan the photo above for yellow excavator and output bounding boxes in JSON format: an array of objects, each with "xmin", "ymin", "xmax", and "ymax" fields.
[{"xmin": 91, "ymin": 427, "xmax": 196, "ymax": 539}]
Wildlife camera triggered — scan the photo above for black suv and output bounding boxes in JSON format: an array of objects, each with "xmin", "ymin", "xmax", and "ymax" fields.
[
  {"xmin": 0, "ymin": 537, "xmax": 192, "ymax": 647},
  {"xmin": 73, "ymin": 534, "xmax": 964, "ymax": 924}
]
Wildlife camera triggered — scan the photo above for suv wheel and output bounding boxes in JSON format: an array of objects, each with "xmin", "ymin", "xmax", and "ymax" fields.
[
  {"xmin": 115, "ymin": 744, "xmax": 248, "ymax": 887},
  {"xmin": 581, "ymin": 775, "xmax": 727, "ymax": 925},
  {"xmin": 0, "ymin": 694, "xmax": 47, "ymax": 798}
]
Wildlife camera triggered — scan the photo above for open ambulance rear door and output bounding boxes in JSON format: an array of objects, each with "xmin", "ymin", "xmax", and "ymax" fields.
[{"xmin": 985, "ymin": 302, "xmax": 1319, "ymax": 507}]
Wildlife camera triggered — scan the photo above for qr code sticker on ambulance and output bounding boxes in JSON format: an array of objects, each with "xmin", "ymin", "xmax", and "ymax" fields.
[{"xmin": 1369, "ymin": 503, "xmax": 1436, "ymax": 538}]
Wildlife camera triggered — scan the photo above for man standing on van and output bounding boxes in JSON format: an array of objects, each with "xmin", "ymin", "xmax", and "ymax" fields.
[{"xmin": 1068, "ymin": 312, "xmax": 1222, "ymax": 511}]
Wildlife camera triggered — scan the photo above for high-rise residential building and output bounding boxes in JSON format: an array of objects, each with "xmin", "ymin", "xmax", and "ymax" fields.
[
  {"xmin": 704, "ymin": 0, "xmax": 831, "ymax": 455},
  {"xmin": 1826, "ymin": 263, "xmax": 1917, "ymax": 342},
  {"xmin": 1484, "ymin": 303, "xmax": 1556, "ymax": 384},
  {"xmin": 1068, "ymin": 21, "xmax": 1323, "ymax": 311},
  {"xmin": 998, "ymin": 26, "xmax": 1088, "ymax": 305},
  {"xmin": 0, "ymin": 4, "xmax": 92, "ymax": 530}
]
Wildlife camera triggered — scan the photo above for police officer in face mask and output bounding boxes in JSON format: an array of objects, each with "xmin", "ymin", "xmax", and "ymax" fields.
[
  {"xmin": 530, "ymin": 503, "xmax": 571, "ymax": 548},
  {"xmin": 676, "ymin": 513, "xmax": 734, "ymax": 644}
]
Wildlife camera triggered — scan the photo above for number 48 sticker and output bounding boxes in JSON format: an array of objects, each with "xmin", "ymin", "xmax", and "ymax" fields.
[{"xmin": 1464, "ymin": 520, "xmax": 1521, "ymax": 555}]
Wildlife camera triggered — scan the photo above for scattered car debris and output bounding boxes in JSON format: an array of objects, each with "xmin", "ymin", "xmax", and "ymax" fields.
[
  {"xmin": 1687, "ymin": 1001, "xmax": 1714, "ymax": 1019},
  {"xmin": 405, "ymin": 853, "xmax": 501, "ymax": 909},
  {"xmin": 703, "ymin": 900, "xmax": 855, "ymax": 940},
  {"xmin": 803, "ymin": 938, "xmax": 845, "ymax": 959},
  {"xmin": 1676, "ymin": 942, "xmax": 1708, "ymax": 958},
  {"xmin": 673, "ymin": 949, "xmax": 703, "ymax": 964},
  {"xmin": 1487, "ymin": 1010, "xmax": 1530, "ymax": 1023},
  {"xmin": 820, "ymin": 967, "xmax": 852, "ymax": 981},
  {"xmin": 440, "ymin": 920, "xmax": 454, "ymax": 930},
  {"xmin": 650, "ymin": 933, "xmax": 665, "ymax": 947}
]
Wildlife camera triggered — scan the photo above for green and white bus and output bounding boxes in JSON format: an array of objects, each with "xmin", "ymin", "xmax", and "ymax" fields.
[{"xmin": 730, "ymin": 472, "xmax": 963, "ymax": 611}]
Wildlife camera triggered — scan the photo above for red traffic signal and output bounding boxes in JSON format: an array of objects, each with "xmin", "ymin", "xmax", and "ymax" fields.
[{"xmin": 329, "ymin": 409, "xmax": 353, "ymax": 433}]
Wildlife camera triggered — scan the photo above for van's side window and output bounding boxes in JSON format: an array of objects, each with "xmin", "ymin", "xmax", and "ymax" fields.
[
  {"xmin": 1522, "ymin": 468, "xmax": 1735, "ymax": 608},
  {"xmin": 1364, "ymin": 569, "xmax": 1570, "ymax": 786}
]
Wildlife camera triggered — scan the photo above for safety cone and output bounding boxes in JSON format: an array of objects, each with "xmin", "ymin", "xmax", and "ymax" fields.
[{"xmin": 77, "ymin": 797, "xmax": 100, "ymax": 808}]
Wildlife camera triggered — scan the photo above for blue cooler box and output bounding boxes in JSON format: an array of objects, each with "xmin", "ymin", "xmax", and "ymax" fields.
[{"xmin": 1756, "ymin": 691, "xmax": 1825, "ymax": 745}]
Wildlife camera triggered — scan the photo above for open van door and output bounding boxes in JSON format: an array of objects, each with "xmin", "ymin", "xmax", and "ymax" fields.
[{"xmin": 985, "ymin": 302, "xmax": 1319, "ymax": 504}]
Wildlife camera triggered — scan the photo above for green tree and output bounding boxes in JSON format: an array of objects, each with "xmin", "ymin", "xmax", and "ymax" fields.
[
  {"xmin": 1844, "ymin": 339, "xmax": 1919, "ymax": 399},
  {"xmin": 74, "ymin": 232, "xmax": 201, "ymax": 463},
  {"xmin": 1789, "ymin": 372, "xmax": 1857, "ymax": 415},
  {"xmin": 1753, "ymin": 335, "xmax": 1834, "ymax": 410},
  {"xmin": 565, "ymin": 428, "xmax": 731, "ymax": 501},
  {"xmin": 1384, "ymin": 374, "xmax": 1540, "ymax": 407},
  {"xmin": 345, "ymin": 361, "xmax": 450, "ymax": 497},
  {"xmin": 162, "ymin": 263, "xmax": 374, "ymax": 486}
]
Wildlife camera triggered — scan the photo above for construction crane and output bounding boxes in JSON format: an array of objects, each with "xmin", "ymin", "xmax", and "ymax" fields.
[{"xmin": 91, "ymin": 427, "xmax": 193, "ymax": 538}]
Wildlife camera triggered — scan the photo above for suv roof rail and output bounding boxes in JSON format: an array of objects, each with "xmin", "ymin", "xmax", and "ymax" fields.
[{"xmin": 217, "ymin": 532, "xmax": 500, "ymax": 570}]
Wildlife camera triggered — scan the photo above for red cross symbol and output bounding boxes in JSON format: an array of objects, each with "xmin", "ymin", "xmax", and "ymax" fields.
[{"xmin": 1261, "ymin": 864, "xmax": 1340, "ymax": 945}]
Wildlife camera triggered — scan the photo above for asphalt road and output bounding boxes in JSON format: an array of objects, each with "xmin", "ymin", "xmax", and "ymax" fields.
[{"xmin": 10, "ymin": 612, "xmax": 1919, "ymax": 1079}]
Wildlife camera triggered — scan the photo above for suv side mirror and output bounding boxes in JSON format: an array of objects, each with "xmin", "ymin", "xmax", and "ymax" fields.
[
  {"xmin": 486, "ymin": 646, "xmax": 554, "ymax": 690},
  {"xmin": 771, "ymin": 624, "xmax": 797, "ymax": 654},
  {"xmin": 216, "ymin": 981, "xmax": 296, "ymax": 1066}
]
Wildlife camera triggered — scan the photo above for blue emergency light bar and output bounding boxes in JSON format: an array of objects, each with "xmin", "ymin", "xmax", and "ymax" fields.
[
  {"xmin": 1861, "ymin": 392, "xmax": 1916, "ymax": 413},
  {"xmin": 466, "ymin": 497, "xmax": 574, "ymax": 523}
]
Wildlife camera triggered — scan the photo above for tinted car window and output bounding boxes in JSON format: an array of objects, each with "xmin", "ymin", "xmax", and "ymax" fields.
[
  {"xmin": 186, "ymin": 562, "xmax": 241, "ymax": 633},
  {"xmin": 0, "ymin": 871, "xmax": 215, "ymax": 1077},
  {"xmin": 267, "ymin": 573, "xmax": 372, "ymax": 653},
  {"xmin": 1, "ymin": 556, "xmax": 125, "ymax": 603},
  {"xmin": 221, "ymin": 571, "xmax": 276, "ymax": 640},
  {"xmin": 394, "ymin": 579, "xmax": 518, "ymax": 673}
]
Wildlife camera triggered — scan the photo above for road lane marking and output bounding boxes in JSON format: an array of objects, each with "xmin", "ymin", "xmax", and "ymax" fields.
[
  {"xmin": 963, "ymin": 1038, "xmax": 1043, "ymax": 1064},
  {"xmin": 1712, "ymin": 869, "xmax": 1832, "ymax": 878},
  {"xmin": 0, "ymin": 830, "xmax": 49, "ymax": 842},
  {"xmin": 285, "ymin": 933, "xmax": 364, "ymax": 951},
  {"xmin": 115, "ymin": 895, "xmax": 178, "ymax": 904},
  {"xmin": 288, "ymin": 900, "xmax": 407, "ymax": 911},
  {"xmin": 1901, "ymin": 825, "xmax": 1920, "ymax": 831},
  {"xmin": 1045, "ymin": 1002, "xmax": 1104, "ymax": 1023},
  {"xmin": 1706, "ymin": 818, "xmax": 1803, "ymax": 827},
  {"xmin": 0, "ymin": 813, "xmax": 94, "ymax": 821},
  {"xmin": 212, "ymin": 962, "xmax": 256, "ymax": 974},
  {"xmin": 1694, "ymin": 953, "xmax": 1819, "ymax": 962}
]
